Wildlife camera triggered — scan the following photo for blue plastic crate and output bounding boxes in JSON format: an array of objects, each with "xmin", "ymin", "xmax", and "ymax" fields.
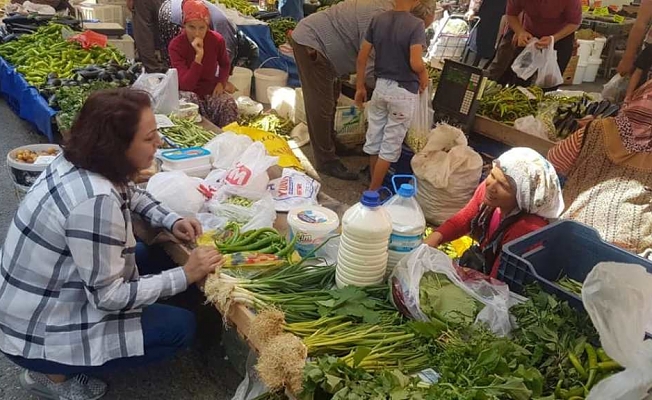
[{"xmin": 498, "ymin": 220, "xmax": 652, "ymax": 311}]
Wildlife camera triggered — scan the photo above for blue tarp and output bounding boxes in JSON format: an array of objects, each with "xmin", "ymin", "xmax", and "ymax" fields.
[
  {"xmin": 0, "ymin": 57, "xmax": 57, "ymax": 142},
  {"xmin": 237, "ymin": 24, "xmax": 300, "ymax": 87}
]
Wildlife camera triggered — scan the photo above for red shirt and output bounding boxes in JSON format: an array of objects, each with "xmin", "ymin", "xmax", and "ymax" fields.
[
  {"xmin": 506, "ymin": 0, "xmax": 582, "ymax": 39},
  {"xmin": 435, "ymin": 184, "xmax": 549, "ymax": 278},
  {"xmin": 168, "ymin": 30, "xmax": 230, "ymax": 98}
]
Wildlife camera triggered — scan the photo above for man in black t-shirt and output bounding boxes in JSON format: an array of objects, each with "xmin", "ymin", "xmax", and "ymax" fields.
[{"xmin": 625, "ymin": 45, "xmax": 652, "ymax": 101}]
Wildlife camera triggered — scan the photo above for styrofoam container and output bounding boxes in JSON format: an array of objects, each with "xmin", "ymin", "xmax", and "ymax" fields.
[
  {"xmin": 107, "ymin": 34, "xmax": 134, "ymax": 60},
  {"xmin": 583, "ymin": 58, "xmax": 603, "ymax": 83},
  {"xmin": 573, "ymin": 62, "xmax": 587, "ymax": 85},
  {"xmin": 577, "ymin": 39, "xmax": 594, "ymax": 63},
  {"xmin": 161, "ymin": 163, "xmax": 211, "ymax": 178},
  {"xmin": 287, "ymin": 205, "xmax": 339, "ymax": 257},
  {"xmin": 591, "ymin": 37, "xmax": 606, "ymax": 59},
  {"xmin": 159, "ymin": 147, "xmax": 211, "ymax": 170}
]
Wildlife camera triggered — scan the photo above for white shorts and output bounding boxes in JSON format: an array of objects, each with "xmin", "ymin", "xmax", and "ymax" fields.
[{"xmin": 363, "ymin": 78, "xmax": 417, "ymax": 163}]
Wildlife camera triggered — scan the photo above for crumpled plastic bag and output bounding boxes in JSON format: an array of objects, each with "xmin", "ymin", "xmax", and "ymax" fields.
[
  {"xmin": 535, "ymin": 43, "xmax": 563, "ymax": 88},
  {"xmin": 203, "ymin": 132, "xmax": 254, "ymax": 171},
  {"xmin": 223, "ymin": 122, "xmax": 302, "ymax": 170},
  {"xmin": 389, "ymin": 245, "xmax": 513, "ymax": 336},
  {"xmin": 68, "ymin": 30, "xmax": 108, "ymax": 50},
  {"xmin": 584, "ymin": 262, "xmax": 652, "ymax": 400},
  {"xmin": 222, "ymin": 141, "xmax": 278, "ymax": 193},
  {"xmin": 512, "ymin": 39, "xmax": 545, "ymax": 81},
  {"xmin": 207, "ymin": 185, "xmax": 276, "ymax": 231},
  {"xmin": 146, "ymin": 171, "xmax": 205, "ymax": 216},
  {"xmin": 602, "ymin": 74, "xmax": 629, "ymax": 103},
  {"xmin": 514, "ymin": 115, "xmax": 551, "ymax": 140}
]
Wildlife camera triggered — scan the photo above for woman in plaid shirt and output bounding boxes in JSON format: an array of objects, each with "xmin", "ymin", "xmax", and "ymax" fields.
[{"xmin": 0, "ymin": 89, "xmax": 223, "ymax": 400}]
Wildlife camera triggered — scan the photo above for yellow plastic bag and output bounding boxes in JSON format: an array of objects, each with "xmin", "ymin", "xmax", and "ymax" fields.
[
  {"xmin": 451, "ymin": 236, "xmax": 474, "ymax": 257},
  {"xmin": 223, "ymin": 123, "xmax": 303, "ymax": 170}
]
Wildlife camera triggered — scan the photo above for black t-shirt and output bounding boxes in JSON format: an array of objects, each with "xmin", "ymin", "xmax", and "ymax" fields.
[{"xmin": 634, "ymin": 44, "xmax": 652, "ymax": 72}]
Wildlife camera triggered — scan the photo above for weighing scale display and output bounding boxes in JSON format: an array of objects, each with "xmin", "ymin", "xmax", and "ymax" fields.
[{"xmin": 432, "ymin": 60, "xmax": 484, "ymax": 134}]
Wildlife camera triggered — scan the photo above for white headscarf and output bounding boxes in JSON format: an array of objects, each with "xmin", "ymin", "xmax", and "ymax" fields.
[{"xmin": 494, "ymin": 147, "xmax": 564, "ymax": 219}]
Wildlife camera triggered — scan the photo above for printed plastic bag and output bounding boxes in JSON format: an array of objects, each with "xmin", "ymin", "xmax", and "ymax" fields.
[
  {"xmin": 390, "ymin": 245, "xmax": 512, "ymax": 336},
  {"xmin": 602, "ymin": 74, "xmax": 629, "ymax": 103},
  {"xmin": 207, "ymin": 185, "xmax": 276, "ymax": 231},
  {"xmin": 267, "ymin": 168, "xmax": 321, "ymax": 212},
  {"xmin": 223, "ymin": 122, "xmax": 302, "ymax": 170},
  {"xmin": 146, "ymin": 171, "xmax": 205, "ymax": 216},
  {"xmin": 203, "ymin": 132, "xmax": 254, "ymax": 170},
  {"xmin": 222, "ymin": 141, "xmax": 278, "ymax": 193},
  {"xmin": 132, "ymin": 69, "xmax": 180, "ymax": 114},
  {"xmin": 412, "ymin": 124, "xmax": 483, "ymax": 225},
  {"xmin": 511, "ymin": 40, "xmax": 545, "ymax": 80},
  {"xmin": 535, "ymin": 42, "xmax": 563, "ymax": 88},
  {"xmin": 584, "ymin": 262, "xmax": 652, "ymax": 400},
  {"xmin": 514, "ymin": 115, "xmax": 550, "ymax": 140}
]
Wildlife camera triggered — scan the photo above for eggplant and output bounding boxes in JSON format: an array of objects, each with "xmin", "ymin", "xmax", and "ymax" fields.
[
  {"xmin": 97, "ymin": 71, "xmax": 113, "ymax": 82},
  {"xmin": 79, "ymin": 67, "xmax": 102, "ymax": 80},
  {"xmin": 585, "ymin": 102, "xmax": 599, "ymax": 115},
  {"xmin": 602, "ymin": 104, "xmax": 620, "ymax": 118},
  {"xmin": 46, "ymin": 78, "xmax": 62, "ymax": 87},
  {"xmin": 595, "ymin": 100, "xmax": 610, "ymax": 116}
]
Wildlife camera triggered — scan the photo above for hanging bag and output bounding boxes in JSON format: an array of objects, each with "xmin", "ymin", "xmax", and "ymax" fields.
[{"xmin": 534, "ymin": 37, "xmax": 564, "ymax": 88}]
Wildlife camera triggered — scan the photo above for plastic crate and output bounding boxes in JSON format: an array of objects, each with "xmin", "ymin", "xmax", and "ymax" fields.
[
  {"xmin": 108, "ymin": 34, "xmax": 134, "ymax": 60},
  {"xmin": 76, "ymin": 3, "xmax": 125, "ymax": 25},
  {"xmin": 498, "ymin": 220, "xmax": 652, "ymax": 311}
]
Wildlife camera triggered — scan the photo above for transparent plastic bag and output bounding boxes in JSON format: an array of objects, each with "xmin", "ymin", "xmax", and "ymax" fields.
[
  {"xmin": 514, "ymin": 115, "xmax": 550, "ymax": 140},
  {"xmin": 146, "ymin": 171, "xmax": 205, "ymax": 216},
  {"xmin": 203, "ymin": 132, "xmax": 254, "ymax": 171},
  {"xmin": 511, "ymin": 40, "xmax": 545, "ymax": 81},
  {"xmin": 405, "ymin": 87, "xmax": 434, "ymax": 153},
  {"xmin": 535, "ymin": 44, "xmax": 563, "ymax": 88},
  {"xmin": 207, "ymin": 185, "xmax": 276, "ymax": 231},
  {"xmin": 132, "ymin": 69, "xmax": 180, "ymax": 114},
  {"xmin": 602, "ymin": 74, "xmax": 629, "ymax": 103},
  {"xmin": 584, "ymin": 263, "xmax": 652, "ymax": 400},
  {"xmin": 389, "ymin": 245, "xmax": 512, "ymax": 336}
]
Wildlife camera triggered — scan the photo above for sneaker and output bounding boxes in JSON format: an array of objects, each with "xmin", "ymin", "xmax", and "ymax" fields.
[
  {"xmin": 318, "ymin": 160, "xmax": 358, "ymax": 181},
  {"xmin": 20, "ymin": 370, "xmax": 107, "ymax": 400}
]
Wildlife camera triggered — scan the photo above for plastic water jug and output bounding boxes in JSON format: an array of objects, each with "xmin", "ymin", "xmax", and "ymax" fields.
[
  {"xmin": 336, "ymin": 190, "xmax": 393, "ymax": 288},
  {"xmin": 385, "ymin": 175, "xmax": 426, "ymax": 273}
]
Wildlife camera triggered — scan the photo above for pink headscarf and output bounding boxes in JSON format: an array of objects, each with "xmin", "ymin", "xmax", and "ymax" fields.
[
  {"xmin": 615, "ymin": 79, "xmax": 652, "ymax": 153},
  {"xmin": 182, "ymin": 0, "xmax": 210, "ymax": 25}
]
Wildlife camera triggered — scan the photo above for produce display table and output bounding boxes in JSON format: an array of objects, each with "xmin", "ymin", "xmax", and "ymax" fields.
[{"xmin": 472, "ymin": 115, "xmax": 555, "ymax": 156}]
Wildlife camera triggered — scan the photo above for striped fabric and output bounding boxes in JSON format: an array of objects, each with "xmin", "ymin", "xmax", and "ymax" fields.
[
  {"xmin": 291, "ymin": 0, "xmax": 392, "ymax": 76},
  {"xmin": 547, "ymin": 128, "xmax": 584, "ymax": 176},
  {"xmin": 0, "ymin": 156, "xmax": 186, "ymax": 366}
]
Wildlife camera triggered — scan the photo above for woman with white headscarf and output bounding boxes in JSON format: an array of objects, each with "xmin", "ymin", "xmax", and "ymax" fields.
[{"xmin": 426, "ymin": 147, "xmax": 564, "ymax": 278}]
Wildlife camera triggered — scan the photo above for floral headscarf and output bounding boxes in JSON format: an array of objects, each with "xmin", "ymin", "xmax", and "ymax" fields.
[
  {"xmin": 615, "ymin": 79, "xmax": 652, "ymax": 153},
  {"xmin": 182, "ymin": 0, "xmax": 210, "ymax": 25},
  {"xmin": 494, "ymin": 147, "xmax": 564, "ymax": 219}
]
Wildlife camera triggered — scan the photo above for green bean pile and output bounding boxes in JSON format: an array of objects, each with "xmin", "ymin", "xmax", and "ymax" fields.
[{"xmin": 160, "ymin": 116, "xmax": 216, "ymax": 148}]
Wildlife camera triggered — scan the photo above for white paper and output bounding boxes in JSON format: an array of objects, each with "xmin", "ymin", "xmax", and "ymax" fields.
[{"xmin": 155, "ymin": 114, "xmax": 175, "ymax": 129}]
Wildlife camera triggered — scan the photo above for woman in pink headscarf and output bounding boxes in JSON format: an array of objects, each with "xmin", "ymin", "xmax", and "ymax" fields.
[
  {"xmin": 548, "ymin": 80, "xmax": 652, "ymax": 256},
  {"xmin": 168, "ymin": 0, "xmax": 237, "ymax": 127}
]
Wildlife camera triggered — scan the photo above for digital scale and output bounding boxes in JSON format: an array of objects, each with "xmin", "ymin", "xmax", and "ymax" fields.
[{"xmin": 432, "ymin": 59, "xmax": 484, "ymax": 134}]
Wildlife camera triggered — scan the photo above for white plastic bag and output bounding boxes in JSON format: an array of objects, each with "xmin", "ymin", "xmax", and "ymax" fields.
[
  {"xmin": 207, "ymin": 185, "xmax": 276, "ymax": 231},
  {"xmin": 222, "ymin": 142, "xmax": 279, "ymax": 193},
  {"xmin": 267, "ymin": 168, "xmax": 321, "ymax": 212},
  {"xmin": 535, "ymin": 43, "xmax": 563, "ymax": 88},
  {"xmin": 267, "ymin": 86, "xmax": 296, "ymax": 120},
  {"xmin": 146, "ymin": 171, "xmax": 205, "ymax": 216},
  {"xmin": 602, "ymin": 74, "xmax": 629, "ymax": 103},
  {"xmin": 514, "ymin": 115, "xmax": 550, "ymax": 140},
  {"xmin": 584, "ymin": 263, "xmax": 652, "ymax": 400},
  {"xmin": 412, "ymin": 124, "xmax": 483, "ymax": 225},
  {"xmin": 512, "ymin": 40, "xmax": 545, "ymax": 81},
  {"xmin": 203, "ymin": 132, "xmax": 254, "ymax": 170},
  {"xmin": 236, "ymin": 96, "xmax": 264, "ymax": 116},
  {"xmin": 390, "ymin": 245, "xmax": 512, "ymax": 336},
  {"xmin": 232, "ymin": 351, "xmax": 269, "ymax": 400},
  {"xmin": 406, "ymin": 87, "xmax": 434, "ymax": 152},
  {"xmin": 132, "ymin": 69, "xmax": 180, "ymax": 114}
]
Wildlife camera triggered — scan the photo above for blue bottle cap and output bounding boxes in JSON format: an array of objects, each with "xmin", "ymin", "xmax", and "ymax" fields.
[
  {"xmin": 397, "ymin": 183, "xmax": 415, "ymax": 197},
  {"xmin": 361, "ymin": 190, "xmax": 381, "ymax": 207}
]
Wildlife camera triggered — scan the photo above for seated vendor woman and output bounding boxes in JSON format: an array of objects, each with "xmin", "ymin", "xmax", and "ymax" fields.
[
  {"xmin": 168, "ymin": 0, "xmax": 237, "ymax": 127},
  {"xmin": 425, "ymin": 148, "xmax": 564, "ymax": 278},
  {"xmin": 0, "ymin": 88, "xmax": 223, "ymax": 400}
]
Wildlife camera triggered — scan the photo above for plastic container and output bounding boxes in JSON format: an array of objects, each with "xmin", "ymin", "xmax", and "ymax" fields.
[
  {"xmin": 108, "ymin": 34, "xmax": 134, "ymax": 60},
  {"xmin": 159, "ymin": 147, "xmax": 211, "ymax": 171},
  {"xmin": 591, "ymin": 37, "xmax": 606, "ymax": 59},
  {"xmin": 573, "ymin": 62, "xmax": 587, "ymax": 85},
  {"xmin": 385, "ymin": 176, "xmax": 426, "ymax": 273},
  {"xmin": 229, "ymin": 67, "xmax": 253, "ymax": 99},
  {"xmin": 6, "ymin": 144, "xmax": 62, "ymax": 201},
  {"xmin": 161, "ymin": 163, "xmax": 211, "ymax": 178},
  {"xmin": 336, "ymin": 191, "xmax": 393, "ymax": 288},
  {"xmin": 76, "ymin": 3, "xmax": 125, "ymax": 25},
  {"xmin": 287, "ymin": 206, "xmax": 340, "ymax": 257},
  {"xmin": 583, "ymin": 58, "xmax": 603, "ymax": 83},
  {"xmin": 576, "ymin": 39, "xmax": 594, "ymax": 63},
  {"xmin": 498, "ymin": 220, "xmax": 652, "ymax": 311},
  {"xmin": 254, "ymin": 67, "xmax": 288, "ymax": 104}
]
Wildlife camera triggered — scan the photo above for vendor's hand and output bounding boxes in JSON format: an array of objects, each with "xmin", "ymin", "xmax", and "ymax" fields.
[
  {"xmin": 172, "ymin": 218, "xmax": 203, "ymax": 242},
  {"xmin": 225, "ymin": 81, "xmax": 237, "ymax": 94},
  {"xmin": 354, "ymin": 87, "xmax": 367, "ymax": 109},
  {"xmin": 617, "ymin": 57, "xmax": 634, "ymax": 76},
  {"xmin": 424, "ymin": 231, "xmax": 444, "ymax": 248},
  {"xmin": 464, "ymin": 10, "xmax": 475, "ymax": 20},
  {"xmin": 192, "ymin": 37, "xmax": 204, "ymax": 63},
  {"xmin": 127, "ymin": 0, "xmax": 134, "ymax": 11},
  {"xmin": 535, "ymin": 35, "xmax": 553, "ymax": 49},
  {"xmin": 213, "ymin": 82, "xmax": 225, "ymax": 95},
  {"xmin": 183, "ymin": 246, "xmax": 222, "ymax": 284},
  {"xmin": 513, "ymin": 31, "xmax": 533, "ymax": 47}
]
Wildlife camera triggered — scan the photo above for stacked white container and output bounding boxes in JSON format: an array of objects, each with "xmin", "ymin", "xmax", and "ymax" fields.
[
  {"xmin": 336, "ymin": 191, "xmax": 393, "ymax": 288},
  {"xmin": 385, "ymin": 180, "xmax": 426, "ymax": 274},
  {"xmin": 574, "ymin": 39, "xmax": 594, "ymax": 84}
]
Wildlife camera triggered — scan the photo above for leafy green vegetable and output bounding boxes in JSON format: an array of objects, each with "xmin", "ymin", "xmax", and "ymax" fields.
[{"xmin": 419, "ymin": 272, "xmax": 480, "ymax": 325}]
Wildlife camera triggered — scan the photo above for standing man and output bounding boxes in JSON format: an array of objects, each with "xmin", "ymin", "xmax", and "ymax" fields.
[
  {"xmin": 616, "ymin": 0, "xmax": 652, "ymax": 76},
  {"xmin": 486, "ymin": 0, "xmax": 582, "ymax": 86},
  {"xmin": 292, "ymin": 0, "xmax": 434, "ymax": 180},
  {"xmin": 128, "ymin": 0, "xmax": 166, "ymax": 72}
]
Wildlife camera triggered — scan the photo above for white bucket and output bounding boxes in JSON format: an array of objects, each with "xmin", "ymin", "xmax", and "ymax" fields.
[
  {"xmin": 254, "ymin": 58, "xmax": 288, "ymax": 104},
  {"xmin": 7, "ymin": 144, "xmax": 61, "ymax": 201},
  {"xmin": 583, "ymin": 58, "xmax": 603, "ymax": 83},
  {"xmin": 573, "ymin": 62, "xmax": 587, "ymax": 85},
  {"xmin": 228, "ymin": 67, "xmax": 253, "ymax": 99},
  {"xmin": 577, "ymin": 39, "xmax": 595, "ymax": 63},
  {"xmin": 591, "ymin": 37, "xmax": 607, "ymax": 59}
]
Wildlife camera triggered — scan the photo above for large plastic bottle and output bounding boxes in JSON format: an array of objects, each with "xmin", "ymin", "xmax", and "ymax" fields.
[
  {"xmin": 336, "ymin": 191, "xmax": 393, "ymax": 288},
  {"xmin": 385, "ymin": 178, "xmax": 426, "ymax": 273}
]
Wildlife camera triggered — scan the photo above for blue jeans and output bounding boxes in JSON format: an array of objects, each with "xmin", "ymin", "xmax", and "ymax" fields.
[{"xmin": 4, "ymin": 243, "xmax": 196, "ymax": 375}]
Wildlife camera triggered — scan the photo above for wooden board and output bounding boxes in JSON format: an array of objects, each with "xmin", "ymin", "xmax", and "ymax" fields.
[{"xmin": 472, "ymin": 115, "xmax": 556, "ymax": 156}]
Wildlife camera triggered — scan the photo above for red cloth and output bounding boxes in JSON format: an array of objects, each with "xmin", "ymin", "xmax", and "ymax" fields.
[
  {"xmin": 168, "ymin": 30, "xmax": 230, "ymax": 97},
  {"xmin": 506, "ymin": 0, "xmax": 582, "ymax": 39},
  {"xmin": 435, "ymin": 184, "xmax": 549, "ymax": 278},
  {"xmin": 182, "ymin": 0, "xmax": 210, "ymax": 24}
]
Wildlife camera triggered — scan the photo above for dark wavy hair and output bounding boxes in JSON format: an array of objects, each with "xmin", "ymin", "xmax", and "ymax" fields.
[{"xmin": 63, "ymin": 88, "xmax": 152, "ymax": 183}]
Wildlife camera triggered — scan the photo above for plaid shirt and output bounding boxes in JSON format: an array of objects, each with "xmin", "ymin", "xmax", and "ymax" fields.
[{"xmin": 0, "ymin": 156, "xmax": 187, "ymax": 366}]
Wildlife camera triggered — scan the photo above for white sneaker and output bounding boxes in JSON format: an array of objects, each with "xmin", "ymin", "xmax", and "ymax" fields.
[{"xmin": 19, "ymin": 370, "xmax": 107, "ymax": 400}]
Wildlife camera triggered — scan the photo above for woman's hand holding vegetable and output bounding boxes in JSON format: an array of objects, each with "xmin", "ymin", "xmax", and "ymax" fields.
[
  {"xmin": 172, "ymin": 218, "xmax": 203, "ymax": 242},
  {"xmin": 183, "ymin": 246, "xmax": 222, "ymax": 284},
  {"xmin": 192, "ymin": 37, "xmax": 204, "ymax": 64},
  {"xmin": 425, "ymin": 231, "xmax": 443, "ymax": 248}
]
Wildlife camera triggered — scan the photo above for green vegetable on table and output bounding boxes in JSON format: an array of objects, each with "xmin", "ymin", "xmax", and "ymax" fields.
[
  {"xmin": 238, "ymin": 111, "xmax": 295, "ymax": 139},
  {"xmin": 557, "ymin": 276, "xmax": 583, "ymax": 296},
  {"xmin": 478, "ymin": 84, "xmax": 545, "ymax": 125},
  {"xmin": 419, "ymin": 272, "xmax": 481, "ymax": 325},
  {"xmin": 268, "ymin": 18, "xmax": 297, "ymax": 47},
  {"xmin": 212, "ymin": 0, "xmax": 257, "ymax": 15},
  {"xmin": 224, "ymin": 195, "xmax": 254, "ymax": 207},
  {"xmin": 160, "ymin": 116, "xmax": 216, "ymax": 148}
]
